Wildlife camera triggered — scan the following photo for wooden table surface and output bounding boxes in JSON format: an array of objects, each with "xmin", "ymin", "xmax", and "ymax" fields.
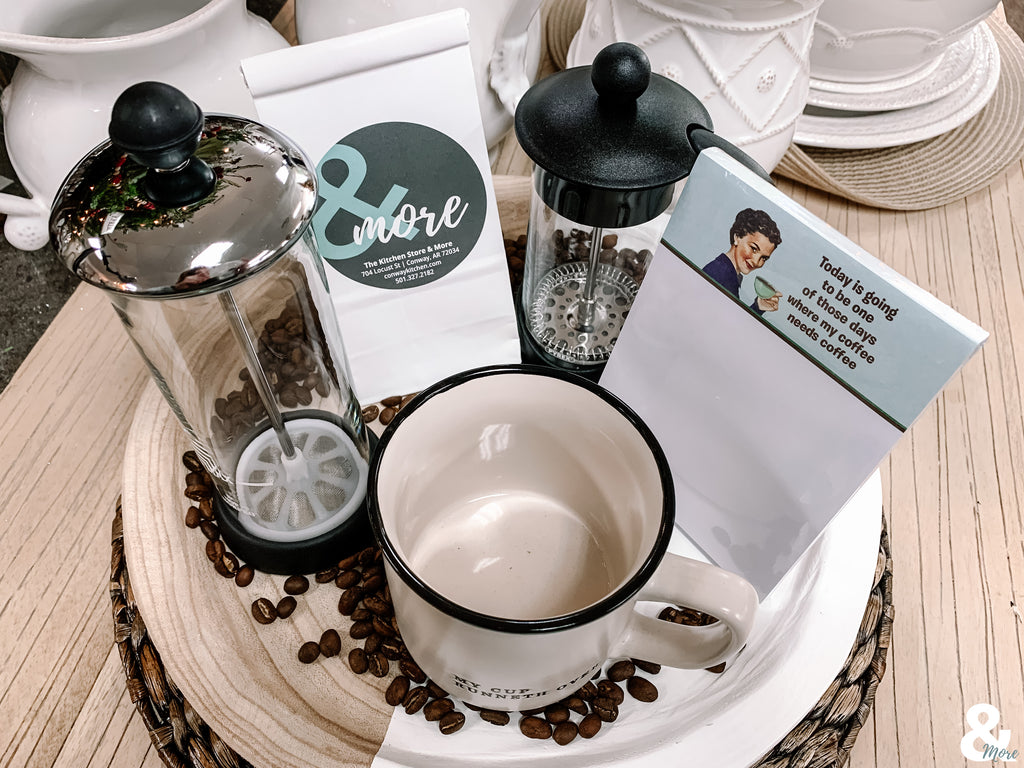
[{"xmin": 3, "ymin": 8, "xmax": 1024, "ymax": 768}]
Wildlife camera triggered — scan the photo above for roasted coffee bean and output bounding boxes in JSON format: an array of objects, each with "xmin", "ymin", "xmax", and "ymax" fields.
[
  {"xmin": 578, "ymin": 712, "xmax": 603, "ymax": 739},
  {"xmin": 335, "ymin": 569, "xmax": 361, "ymax": 589},
  {"xmin": 357, "ymin": 547, "xmax": 376, "ymax": 567},
  {"xmin": 298, "ymin": 641, "xmax": 320, "ymax": 664},
  {"xmin": 368, "ymin": 651, "xmax": 389, "ymax": 678},
  {"xmin": 318, "ymin": 628, "xmax": 341, "ymax": 657},
  {"xmin": 205, "ymin": 539, "xmax": 225, "ymax": 563},
  {"xmin": 597, "ymin": 679, "xmax": 625, "ymax": 705},
  {"xmin": 423, "ymin": 698, "xmax": 455, "ymax": 722},
  {"xmin": 601, "ymin": 233, "xmax": 618, "ymax": 249},
  {"xmin": 626, "ymin": 675, "xmax": 659, "ymax": 702},
  {"xmin": 403, "ymin": 687, "xmax": 429, "ymax": 715},
  {"xmin": 276, "ymin": 596, "xmax": 298, "ymax": 619},
  {"xmin": 198, "ymin": 497, "xmax": 214, "ymax": 520},
  {"xmin": 553, "ymin": 721, "xmax": 578, "ymax": 746},
  {"xmin": 385, "ymin": 675, "xmax": 411, "ymax": 706},
  {"xmin": 363, "ymin": 633, "xmax": 383, "ymax": 654},
  {"xmin": 337, "ymin": 552, "xmax": 360, "ymax": 570},
  {"xmin": 607, "ymin": 659, "xmax": 636, "ymax": 682},
  {"xmin": 400, "ymin": 393, "xmax": 416, "ymax": 408},
  {"xmin": 338, "ymin": 587, "xmax": 363, "ymax": 616},
  {"xmin": 381, "ymin": 395, "xmax": 403, "ymax": 407},
  {"xmin": 519, "ymin": 716, "xmax": 552, "ymax": 740},
  {"xmin": 184, "ymin": 484, "xmax": 211, "ymax": 501},
  {"xmin": 425, "ymin": 680, "xmax": 448, "ymax": 699},
  {"xmin": 361, "ymin": 404, "xmax": 380, "ymax": 423},
  {"xmin": 576, "ymin": 681, "xmax": 598, "ymax": 701},
  {"xmin": 279, "ymin": 387, "xmax": 299, "ymax": 409},
  {"xmin": 380, "ymin": 638, "xmax": 404, "ymax": 660},
  {"xmin": 371, "ymin": 616, "xmax": 395, "ymax": 637},
  {"xmin": 364, "ymin": 594, "xmax": 391, "ymax": 617},
  {"xmin": 350, "ymin": 621, "xmax": 374, "ymax": 639},
  {"xmin": 348, "ymin": 647, "xmax": 369, "ymax": 674},
  {"xmin": 379, "ymin": 407, "xmax": 397, "ymax": 426},
  {"xmin": 235, "ymin": 565, "xmax": 255, "ymax": 588},
  {"xmin": 183, "ymin": 452, "xmax": 204, "ymax": 472},
  {"xmin": 283, "ymin": 575, "xmax": 309, "ymax": 595},
  {"xmin": 520, "ymin": 707, "xmax": 545, "ymax": 716},
  {"xmin": 199, "ymin": 521, "xmax": 220, "ymax": 541},
  {"xmin": 400, "ymin": 659, "xmax": 427, "ymax": 684},
  {"xmin": 706, "ymin": 662, "xmax": 727, "ymax": 674},
  {"xmin": 185, "ymin": 506, "xmax": 201, "ymax": 528},
  {"xmin": 479, "ymin": 709, "xmax": 510, "ymax": 726},
  {"xmin": 213, "ymin": 556, "xmax": 232, "ymax": 578},
  {"xmin": 217, "ymin": 552, "xmax": 239, "ymax": 578},
  {"xmin": 543, "ymin": 704, "xmax": 570, "ymax": 724},
  {"xmin": 361, "ymin": 573, "xmax": 385, "ymax": 594},
  {"xmin": 632, "ymin": 658, "xmax": 662, "ymax": 675},
  {"xmin": 564, "ymin": 696, "xmax": 589, "ymax": 716},
  {"xmin": 438, "ymin": 711, "xmax": 465, "ymax": 735},
  {"xmin": 251, "ymin": 598, "xmax": 277, "ymax": 625},
  {"xmin": 315, "ymin": 567, "xmax": 339, "ymax": 584},
  {"xmin": 351, "ymin": 607, "xmax": 372, "ymax": 623},
  {"xmin": 592, "ymin": 696, "xmax": 619, "ymax": 722}
]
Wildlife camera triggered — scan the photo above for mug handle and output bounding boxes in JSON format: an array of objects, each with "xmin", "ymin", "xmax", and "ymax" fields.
[
  {"xmin": 489, "ymin": 0, "xmax": 545, "ymax": 114},
  {"xmin": 607, "ymin": 554, "xmax": 759, "ymax": 669}
]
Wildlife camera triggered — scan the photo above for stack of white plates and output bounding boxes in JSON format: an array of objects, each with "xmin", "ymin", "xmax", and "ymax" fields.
[{"xmin": 795, "ymin": 23, "xmax": 1001, "ymax": 149}]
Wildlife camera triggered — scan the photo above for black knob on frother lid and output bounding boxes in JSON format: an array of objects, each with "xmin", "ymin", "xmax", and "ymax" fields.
[
  {"xmin": 108, "ymin": 81, "xmax": 216, "ymax": 207},
  {"xmin": 591, "ymin": 42, "xmax": 651, "ymax": 105}
]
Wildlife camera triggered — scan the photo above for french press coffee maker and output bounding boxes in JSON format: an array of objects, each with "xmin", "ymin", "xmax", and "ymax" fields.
[
  {"xmin": 49, "ymin": 82, "xmax": 371, "ymax": 574},
  {"xmin": 514, "ymin": 42, "xmax": 771, "ymax": 377}
]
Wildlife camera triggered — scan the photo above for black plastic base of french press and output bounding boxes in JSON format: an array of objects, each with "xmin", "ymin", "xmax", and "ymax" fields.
[{"xmin": 213, "ymin": 432, "xmax": 379, "ymax": 576}]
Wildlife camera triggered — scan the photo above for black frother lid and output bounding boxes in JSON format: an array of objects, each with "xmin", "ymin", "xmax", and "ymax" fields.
[{"xmin": 515, "ymin": 42, "xmax": 712, "ymax": 228}]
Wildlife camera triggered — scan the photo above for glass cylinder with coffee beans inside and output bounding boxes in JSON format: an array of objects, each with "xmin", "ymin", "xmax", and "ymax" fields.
[
  {"xmin": 49, "ymin": 81, "xmax": 372, "ymax": 574},
  {"xmin": 514, "ymin": 42, "xmax": 772, "ymax": 379}
]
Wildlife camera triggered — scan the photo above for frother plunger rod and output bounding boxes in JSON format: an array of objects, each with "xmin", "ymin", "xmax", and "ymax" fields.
[
  {"xmin": 219, "ymin": 290, "xmax": 298, "ymax": 460},
  {"xmin": 573, "ymin": 226, "xmax": 604, "ymax": 332}
]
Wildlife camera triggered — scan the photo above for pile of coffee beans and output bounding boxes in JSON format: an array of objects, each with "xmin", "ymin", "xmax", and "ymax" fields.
[
  {"xmin": 548, "ymin": 229, "xmax": 652, "ymax": 286},
  {"xmin": 181, "ymin": 400, "xmax": 726, "ymax": 747},
  {"xmin": 212, "ymin": 294, "xmax": 339, "ymax": 446},
  {"xmin": 504, "ymin": 235, "xmax": 526, "ymax": 294}
]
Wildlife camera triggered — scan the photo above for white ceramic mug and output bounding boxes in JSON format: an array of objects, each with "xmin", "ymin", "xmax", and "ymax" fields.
[{"xmin": 367, "ymin": 365, "xmax": 758, "ymax": 710}]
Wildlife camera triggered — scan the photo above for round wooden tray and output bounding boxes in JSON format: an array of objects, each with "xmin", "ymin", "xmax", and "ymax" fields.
[{"xmin": 112, "ymin": 385, "xmax": 893, "ymax": 768}]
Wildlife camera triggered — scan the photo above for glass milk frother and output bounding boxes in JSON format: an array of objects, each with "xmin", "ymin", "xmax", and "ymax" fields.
[
  {"xmin": 49, "ymin": 82, "xmax": 371, "ymax": 574},
  {"xmin": 514, "ymin": 42, "xmax": 771, "ymax": 378}
]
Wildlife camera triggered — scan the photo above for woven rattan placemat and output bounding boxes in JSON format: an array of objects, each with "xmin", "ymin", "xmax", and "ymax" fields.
[{"xmin": 109, "ymin": 466, "xmax": 892, "ymax": 768}]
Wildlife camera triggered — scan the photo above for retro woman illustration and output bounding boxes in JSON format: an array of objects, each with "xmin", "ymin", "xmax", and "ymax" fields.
[{"xmin": 702, "ymin": 208, "xmax": 782, "ymax": 315}]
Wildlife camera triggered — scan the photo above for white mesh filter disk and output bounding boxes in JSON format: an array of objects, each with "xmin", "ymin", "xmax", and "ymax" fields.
[{"xmin": 234, "ymin": 418, "xmax": 368, "ymax": 542}]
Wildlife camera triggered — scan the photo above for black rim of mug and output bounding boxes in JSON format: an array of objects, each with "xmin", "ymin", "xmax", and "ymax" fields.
[{"xmin": 366, "ymin": 363, "xmax": 676, "ymax": 634}]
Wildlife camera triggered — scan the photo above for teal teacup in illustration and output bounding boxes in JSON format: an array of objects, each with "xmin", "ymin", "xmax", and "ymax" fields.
[{"xmin": 754, "ymin": 275, "xmax": 778, "ymax": 299}]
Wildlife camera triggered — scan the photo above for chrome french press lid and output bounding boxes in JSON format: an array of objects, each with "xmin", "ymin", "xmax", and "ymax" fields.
[{"xmin": 49, "ymin": 81, "xmax": 316, "ymax": 296}]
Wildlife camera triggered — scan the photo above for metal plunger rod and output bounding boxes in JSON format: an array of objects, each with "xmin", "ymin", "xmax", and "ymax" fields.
[
  {"xmin": 574, "ymin": 226, "xmax": 604, "ymax": 332},
  {"xmin": 218, "ymin": 291, "xmax": 297, "ymax": 459}
]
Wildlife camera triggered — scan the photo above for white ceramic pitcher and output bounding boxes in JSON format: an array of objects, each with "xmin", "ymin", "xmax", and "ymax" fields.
[
  {"xmin": 567, "ymin": 0, "xmax": 823, "ymax": 173},
  {"xmin": 0, "ymin": 0, "xmax": 288, "ymax": 251},
  {"xmin": 293, "ymin": 0, "xmax": 546, "ymax": 152}
]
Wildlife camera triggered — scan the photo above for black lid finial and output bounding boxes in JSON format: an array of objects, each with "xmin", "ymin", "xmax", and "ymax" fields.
[
  {"xmin": 109, "ymin": 82, "xmax": 216, "ymax": 207},
  {"xmin": 591, "ymin": 42, "xmax": 651, "ymax": 104}
]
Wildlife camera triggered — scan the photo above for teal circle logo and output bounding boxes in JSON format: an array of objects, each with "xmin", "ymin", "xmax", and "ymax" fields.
[{"xmin": 312, "ymin": 122, "xmax": 486, "ymax": 290}]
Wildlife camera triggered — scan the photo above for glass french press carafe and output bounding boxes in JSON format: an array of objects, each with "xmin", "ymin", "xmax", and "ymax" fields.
[
  {"xmin": 514, "ymin": 42, "xmax": 771, "ymax": 378},
  {"xmin": 49, "ymin": 82, "xmax": 371, "ymax": 574}
]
